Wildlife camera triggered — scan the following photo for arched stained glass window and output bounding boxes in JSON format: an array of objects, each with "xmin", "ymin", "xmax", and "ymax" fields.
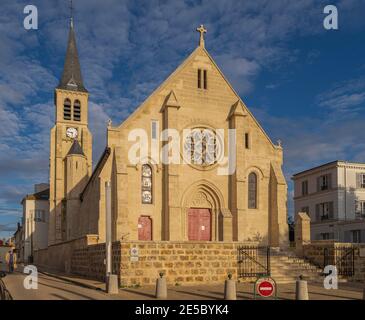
[
  {"xmin": 141, "ymin": 164, "xmax": 152, "ymax": 204},
  {"xmin": 248, "ymin": 172, "xmax": 257, "ymax": 209}
]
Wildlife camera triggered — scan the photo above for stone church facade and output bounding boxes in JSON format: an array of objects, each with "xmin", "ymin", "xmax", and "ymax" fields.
[{"xmin": 48, "ymin": 21, "xmax": 288, "ymax": 248}]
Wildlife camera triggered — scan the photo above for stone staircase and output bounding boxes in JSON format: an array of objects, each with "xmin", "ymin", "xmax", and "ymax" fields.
[{"xmin": 268, "ymin": 248, "xmax": 324, "ymax": 284}]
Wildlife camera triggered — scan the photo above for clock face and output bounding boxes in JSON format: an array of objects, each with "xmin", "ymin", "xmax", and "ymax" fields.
[{"xmin": 66, "ymin": 127, "xmax": 78, "ymax": 139}]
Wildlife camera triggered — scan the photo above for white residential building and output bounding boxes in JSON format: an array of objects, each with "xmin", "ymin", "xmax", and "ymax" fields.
[
  {"xmin": 21, "ymin": 184, "xmax": 49, "ymax": 263},
  {"xmin": 292, "ymin": 161, "xmax": 365, "ymax": 243}
]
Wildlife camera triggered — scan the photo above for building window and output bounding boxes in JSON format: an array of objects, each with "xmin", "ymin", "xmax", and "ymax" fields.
[
  {"xmin": 245, "ymin": 133, "xmax": 250, "ymax": 149},
  {"xmin": 73, "ymin": 100, "xmax": 81, "ymax": 121},
  {"xmin": 248, "ymin": 172, "xmax": 258, "ymax": 209},
  {"xmin": 301, "ymin": 206, "xmax": 309, "ymax": 215},
  {"xmin": 317, "ymin": 174, "xmax": 331, "ymax": 191},
  {"xmin": 203, "ymin": 70, "xmax": 207, "ymax": 89},
  {"xmin": 356, "ymin": 173, "xmax": 365, "ymax": 189},
  {"xmin": 34, "ymin": 210, "xmax": 45, "ymax": 222},
  {"xmin": 141, "ymin": 164, "xmax": 152, "ymax": 204},
  {"xmin": 198, "ymin": 69, "xmax": 207, "ymax": 90},
  {"xmin": 351, "ymin": 230, "xmax": 361, "ymax": 243},
  {"xmin": 151, "ymin": 120, "xmax": 158, "ymax": 140},
  {"xmin": 302, "ymin": 180, "xmax": 308, "ymax": 196},
  {"xmin": 320, "ymin": 232, "xmax": 334, "ymax": 240},
  {"xmin": 183, "ymin": 128, "xmax": 219, "ymax": 166},
  {"xmin": 355, "ymin": 201, "xmax": 365, "ymax": 218},
  {"xmin": 63, "ymin": 98, "xmax": 71, "ymax": 120},
  {"xmin": 316, "ymin": 202, "xmax": 334, "ymax": 221}
]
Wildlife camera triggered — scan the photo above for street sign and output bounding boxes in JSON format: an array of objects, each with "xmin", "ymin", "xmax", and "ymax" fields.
[
  {"xmin": 258, "ymin": 280, "xmax": 274, "ymax": 297},
  {"xmin": 130, "ymin": 247, "xmax": 139, "ymax": 262},
  {"xmin": 254, "ymin": 277, "xmax": 277, "ymax": 299}
]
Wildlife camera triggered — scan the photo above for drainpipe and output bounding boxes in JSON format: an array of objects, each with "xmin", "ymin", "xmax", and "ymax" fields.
[{"xmin": 344, "ymin": 165, "xmax": 347, "ymax": 221}]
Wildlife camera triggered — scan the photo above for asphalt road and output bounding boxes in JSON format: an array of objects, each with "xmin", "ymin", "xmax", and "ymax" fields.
[{"xmin": 2, "ymin": 269, "xmax": 364, "ymax": 300}]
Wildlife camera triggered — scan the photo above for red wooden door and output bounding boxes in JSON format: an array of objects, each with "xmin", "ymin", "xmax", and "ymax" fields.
[
  {"xmin": 138, "ymin": 216, "xmax": 152, "ymax": 240},
  {"xmin": 188, "ymin": 208, "xmax": 211, "ymax": 241}
]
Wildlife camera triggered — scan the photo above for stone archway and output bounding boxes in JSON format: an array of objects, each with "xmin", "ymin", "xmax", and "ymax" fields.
[{"xmin": 181, "ymin": 180, "xmax": 232, "ymax": 241}]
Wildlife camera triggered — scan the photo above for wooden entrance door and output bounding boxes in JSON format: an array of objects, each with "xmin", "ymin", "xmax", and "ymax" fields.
[
  {"xmin": 138, "ymin": 216, "xmax": 152, "ymax": 240},
  {"xmin": 188, "ymin": 208, "xmax": 211, "ymax": 241}
]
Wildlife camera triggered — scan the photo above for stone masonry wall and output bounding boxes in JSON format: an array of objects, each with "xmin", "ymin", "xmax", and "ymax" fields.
[
  {"xmin": 33, "ymin": 235, "xmax": 99, "ymax": 273},
  {"xmin": 302, "ymin": 241, "xmax": 365, "ymax": 281},
  {"xmin": 70, "ymin": 241, "xmax": 256, "ymax": 286}
]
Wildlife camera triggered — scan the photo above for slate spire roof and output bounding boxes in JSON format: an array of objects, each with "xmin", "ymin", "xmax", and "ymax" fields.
[
  {"xmin": 67, "ymin": 140, "xmax": 85, "ymax": 156},
  {"xmin": 57, "ymin": 20, "xmax": 87, "ymax": 92}
]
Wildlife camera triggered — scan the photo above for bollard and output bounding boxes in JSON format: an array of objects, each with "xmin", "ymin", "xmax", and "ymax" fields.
[
  {"xmin": 295, "ymin": 275, "xmax": 309, "ymax": 300},
  {"xmin": 224, "ymin": 273, "xmax": 237, "ymax": 300},
  {"xmin": 155, "ymin": 273, "xmax": 167, "ymax": 299},
  {"xmin": 106, "ymin": 274, "xmax": 119, "ymax": 294}
]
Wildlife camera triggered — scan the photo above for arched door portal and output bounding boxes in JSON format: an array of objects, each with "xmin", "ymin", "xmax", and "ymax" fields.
[
  {"xmin": 182, "ymin": 180, "xmax": 230, "ymax": 241},
  {"xmin": 138, "ymin": 216, "xmax": 152, "ymax": 240},
  {"xmin": 188, "ymin": 208, "xmax": 211, "ymax": 241}
]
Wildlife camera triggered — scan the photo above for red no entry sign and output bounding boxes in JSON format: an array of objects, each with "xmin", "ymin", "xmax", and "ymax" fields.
[
  {"xmin": 258, "ymin": 281, "xmax": 274, "ymax": 297},
  {"xmin": 255, "ymin": 277, "xmax": 276, "ymax": 298}
]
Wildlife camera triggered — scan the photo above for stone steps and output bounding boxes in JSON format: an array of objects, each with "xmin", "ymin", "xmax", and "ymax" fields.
[{"xmin": 268, "ymin": 250, "xmax": 324, "ymax": 284}]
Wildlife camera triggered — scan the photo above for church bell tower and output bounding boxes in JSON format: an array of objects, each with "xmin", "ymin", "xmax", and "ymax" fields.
[{"xmin": 48, "ymin": 16, "xmax": 92, "ymax": 245}]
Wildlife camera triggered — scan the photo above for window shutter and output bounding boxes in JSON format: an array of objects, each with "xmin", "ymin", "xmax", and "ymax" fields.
[
  {"xmin": 328, "ymin": 202, "xmax": 334, "ymax": 219},
  {"xmin": 315, "ymin": 204, "xmax": 320, "ymax": 221},
  {"xmin": 360, "ymin": 230, "xmax": 365, "ymax": 243},
  {"xmin": 356, "ymin": 173, "xmax": 362, "ymax": 188},
  {"xmin": 344, "ymin": 231, "xmax": 351, "ymax": 242},
  {"xmin": 327, "ymin": 174, "xmax": 332, "ymax": 189},
  {"xmin": 316, "ymin": 177, "xmax": 320, "ymax": 192},
  {"xmin": 355, "ymin": 200, "xmax": 359, "ymax": 215}
]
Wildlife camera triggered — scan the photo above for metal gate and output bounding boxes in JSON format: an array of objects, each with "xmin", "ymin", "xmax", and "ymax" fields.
[
  {"xmin": 323, "ymin": 247, "xmax": 355, "ymax": 276},
  {"xmin": 238, "ymin": 246, "xmax": 270, "ymax": 278}
]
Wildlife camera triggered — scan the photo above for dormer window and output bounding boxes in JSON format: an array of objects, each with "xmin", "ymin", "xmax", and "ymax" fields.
[
  {"xmin": 73, "ymin": 100, "xmax": 81, "ymax": 121},
  {"xmin": 63, "ymin": 99, "xmax": 71, "ymax": 120}
]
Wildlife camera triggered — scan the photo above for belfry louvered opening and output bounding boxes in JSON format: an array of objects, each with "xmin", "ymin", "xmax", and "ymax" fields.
[
  {"xmin": 63, "ymin": 99, "xmax": 71, "ymax": 120},
  {"xmin": 73, "ymin": 100, "xmax": 81, "ymax": 121}
]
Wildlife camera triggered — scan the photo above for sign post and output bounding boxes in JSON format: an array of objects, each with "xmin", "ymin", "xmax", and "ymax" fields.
[{"xmin": 105, "ymin": 181, "xmax": 118, "ymax": 294}]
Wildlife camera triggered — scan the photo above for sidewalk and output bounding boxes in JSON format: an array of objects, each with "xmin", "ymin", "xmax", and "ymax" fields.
[
  {"xmin": 40, "ymin": 271, "xmax": 365, "ymax": 300},
  {"xmin": 40, "ymin": 271, "xmax": 106, "ymax": 291}
]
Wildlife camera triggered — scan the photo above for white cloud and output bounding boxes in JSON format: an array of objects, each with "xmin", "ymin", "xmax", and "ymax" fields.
[
  {"xmin": 317, "ymin": 78, "xmax": 365, "ymax": 116},
  {"xmin": 0, "ymin": 0, "xmax": 364, "ymax": 227}
]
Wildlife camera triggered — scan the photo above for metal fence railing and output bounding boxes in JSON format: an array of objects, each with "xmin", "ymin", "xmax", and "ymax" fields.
[
  {"xmin": 238, "ymin": 246, "xmax": 271, "ymax": 278},
  {"xmin": 323, "ymin": 247, "xmax": 355, "ymax": 276}
]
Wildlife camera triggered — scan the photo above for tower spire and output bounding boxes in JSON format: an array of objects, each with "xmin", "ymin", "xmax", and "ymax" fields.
[
  {"xmin": 57, "ymin": 2, "xmax": 87, "ymax": 93},
  {"xmin": 70, "ymin": 0, "xmax": 74, "ymax": 28}
]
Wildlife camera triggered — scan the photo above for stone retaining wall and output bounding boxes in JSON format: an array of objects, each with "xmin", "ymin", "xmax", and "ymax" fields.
[
  {"xmin": 37, "ymin": 239, "xmax": 258, "ymax": 286},
  {"xmin": 302, "ymin": 241, "xmax": 365, "ymax": 281},
  {"xmin": 33, "ymin": 235, "xmax": 99, "ymax": 273}
]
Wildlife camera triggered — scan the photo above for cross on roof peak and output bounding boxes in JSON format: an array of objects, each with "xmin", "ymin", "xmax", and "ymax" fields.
[{"xmin": 196, "ymin": 24, "xmax": 207, "ymax": 48}]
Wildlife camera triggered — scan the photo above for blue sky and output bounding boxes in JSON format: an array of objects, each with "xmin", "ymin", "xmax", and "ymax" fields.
[{"xmin": 1, "ymin": 0, "xmax": 365, "ymax": 238}]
